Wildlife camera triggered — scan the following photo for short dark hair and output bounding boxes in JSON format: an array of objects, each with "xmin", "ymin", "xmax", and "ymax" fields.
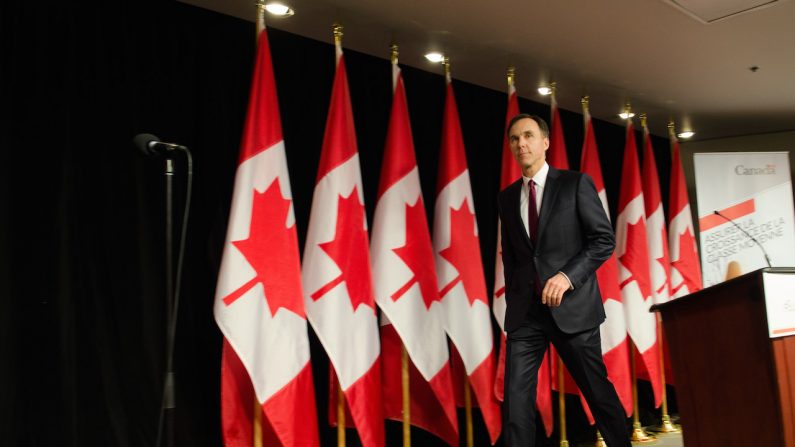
[{"xmin": 507, "ymin": 113, "xmax": 549, "ymax": 138}]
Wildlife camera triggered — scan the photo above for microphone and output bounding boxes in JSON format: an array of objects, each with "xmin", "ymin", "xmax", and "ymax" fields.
[
  {"xmin": 133, "ymin": 133, "xmax": 187, "ymax": 156},
  {"xmin": 713, "ymin": 210, "xmax": 773, "ymax": 268}
]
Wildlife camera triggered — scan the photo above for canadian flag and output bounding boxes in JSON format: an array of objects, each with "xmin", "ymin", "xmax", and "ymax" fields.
[
  {"xmin": 372, "ymin": 59, "xmax": 458, "ymax": 446},
  {"xmin": 301, "ymin": 40, "xmax": 384, "ymax": 446},
  {"xmin": 668, "ymin": 135, "xmax": 703, "ymax": 297},
  {"xmin": 641, "ymin": 123, "xmax": 671, "ymax": 306},
  {"xmin": 214, "ymin": 29, "xmax": 319, "ymax": 446},
  {"xmin": 616, "ymin": 121, "xmax": 663, "ymax": 408},
  {"xmin": 580, "ymin": 107, "xmax": 632, "ymax": 418},
  {"xmin": 433, "ymin": 71, "xmax": 501, "ymax": 444},
  {"xmin": 491, "ymin": 81, "xmax": 520, "ymax": 354},
  {"xmin": 547, "ymin": 93, "xmax": 582, "ymax": 400},
  {"xmin": 546, "ymin": 93, "xmax": 577, "ymax": 433}
]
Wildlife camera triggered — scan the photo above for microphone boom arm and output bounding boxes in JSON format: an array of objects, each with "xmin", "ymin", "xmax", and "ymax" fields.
[{"xmin": 713, "ymin": 210, "xmax": 773, "ymax": 268}]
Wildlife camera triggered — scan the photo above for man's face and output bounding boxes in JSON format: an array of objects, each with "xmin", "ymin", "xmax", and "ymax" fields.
[{"xmin": 508, "ymin": 118, "xmax": 549, "ymax": 172}]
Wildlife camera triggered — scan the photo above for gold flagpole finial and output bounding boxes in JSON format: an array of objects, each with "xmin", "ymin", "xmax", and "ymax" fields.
[
  {"xmin": 332, "ymin": 23, "xmax": 343, "ymax": 44},
  {"xmin": 667, "ymin": 120, "xmax": 676, "ymax": 138},
  {"xmin": 442, "ymin": 56, "xmax": 451, "ymax": 76},
  {"xmin": 507, "ymin": 66, "xmax": 516, "ymax": 87},
  {"xmin": 255, "ymin": 2, "xmax": 266, "ymax": 35},
  {"xmin": 581, "ymin": 95, "xmax": 590, "ymax": 112},
  {"xmin": 620, "ymin": 101, "xmax": 635, "ymax": 122},
  {"xmin": 640, "ymin": 113, "xmax": 648, "ymax": 129},
  {"xmin": 550, "ymin": 81, "xmax": 557, "ymax": 100},
  {"xmin": 390, "ymin": 43, "xmax": 399, "ymax": 65}
]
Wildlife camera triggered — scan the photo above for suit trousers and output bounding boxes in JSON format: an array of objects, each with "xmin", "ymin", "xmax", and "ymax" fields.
[{"xmin": 503, "ymin": 306, "xmax": 630, "ymax": 447}]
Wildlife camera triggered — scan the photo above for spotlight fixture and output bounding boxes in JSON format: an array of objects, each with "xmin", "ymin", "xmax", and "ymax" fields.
[
  {"xmin": 425, "ymin": 52, "xmax": 445, "ymax": 63},
  {"xmin": 263, "ymin": 2, "xmax": 294, "ymax": 16},
  {"xmin": 537, "ymin": 86, "xmax": 552, "ymax": 96},
  {"xmin": 677, "ymin": 131, "xmax": 695, "ymax": 139},
  {"xmin": 618, "ymin": 111, "xmax": 635, "ymax": 119}
]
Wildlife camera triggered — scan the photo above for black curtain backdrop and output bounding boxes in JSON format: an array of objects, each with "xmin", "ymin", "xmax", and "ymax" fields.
[{"xmin": 1, "ymin": 2, "xmax": 674, "ymax": 446}]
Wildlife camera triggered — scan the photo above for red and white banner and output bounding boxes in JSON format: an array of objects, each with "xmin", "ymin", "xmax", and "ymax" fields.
[
  {"xmin": 616, "ymin": 120, "xmax": 662, "ymax": 407},
  {"xmin": 373, "ymin": 61, "xmax": 458, "ymax": 446},
  {"xmin": 668, "ymin": 136, "xmax": 702, "ymax": 297},
  {"xmin": 301, "ymin": 42, "xmax": 384, "ymax": 446},
  {"xmin": 692, "ymin": 150, "xmax": 795, "ymax": 286},
  {"xmin": 214, "ymin": 30, "xmax": 319, "ymax": 446},
  {"xmin": 580, "ymin": 108, "xmax": 632, "ymax": 418},
  {"xmin": 433, "ymin": 72, "xmax": 501, "ymax": 444}
]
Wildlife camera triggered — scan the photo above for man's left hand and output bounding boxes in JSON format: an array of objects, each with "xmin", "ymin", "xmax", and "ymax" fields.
[{"xmin": 541, "ymin": 272, "xmax": 571, "ymax": 307}]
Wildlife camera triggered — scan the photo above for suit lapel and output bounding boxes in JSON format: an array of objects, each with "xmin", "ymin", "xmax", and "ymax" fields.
[{"xmin": 537, "ymin": 167, "xmax": 561, "ymax": 242}]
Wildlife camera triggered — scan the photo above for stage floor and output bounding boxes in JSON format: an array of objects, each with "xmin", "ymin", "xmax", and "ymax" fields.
[{"xmin": 573, "ymin": 429, "xmax": 684, "ymax": 446}]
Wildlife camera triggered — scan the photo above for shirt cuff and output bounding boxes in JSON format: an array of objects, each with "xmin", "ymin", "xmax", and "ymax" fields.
[{"xmin": 558, "ymin": 271, "xmax": 574, "ymax": 290}]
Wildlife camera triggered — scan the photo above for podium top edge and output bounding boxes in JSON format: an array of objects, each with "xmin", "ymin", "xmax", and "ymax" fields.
[{"xmin": 650, "ymin": 267, "xmax": 795, "ymax": 312}]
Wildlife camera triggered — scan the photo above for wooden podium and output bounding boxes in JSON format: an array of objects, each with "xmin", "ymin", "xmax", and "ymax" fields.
[{"xmin": 651, "ymin": 268, "xmax": 795, "ymax": 447}]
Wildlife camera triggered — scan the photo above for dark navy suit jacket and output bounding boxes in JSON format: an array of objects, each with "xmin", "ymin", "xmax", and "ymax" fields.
[{"xmin": 497, "ymin": 167, "xmax": 615, "ymax": 334}]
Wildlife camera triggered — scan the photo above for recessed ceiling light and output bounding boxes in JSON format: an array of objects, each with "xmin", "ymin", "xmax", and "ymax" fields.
[
  {"xmin": 425, "ymin": 52, "xmax": 444, "ymax": 63},
  {"xmin": 677, "ymin": 131, "xmax": 695, "ymax": 139},
  {"xmin": 264, "ymin": 3, "xmax": 294, "ymax": 16},
  {"xmin": 537, "ymin": 86, "xmax": 552, "ymax": 95},
  {"xmin": 618, "ymin": 111, "xmax": 636, "ymax": 119}
]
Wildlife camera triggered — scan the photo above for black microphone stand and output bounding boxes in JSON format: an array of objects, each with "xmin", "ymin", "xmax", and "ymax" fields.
[
  {"xmin": 155, "ymin": 148, "xmax": 193, "ymax": 447},
  {"xmin": 133, "ymin": 134, "xmax": 191, "ymax": 447},
  {"xmin": 163, "ymin": 157, "xmax": 176, "ymax": 447},
  {"xmin": 713, "ymin": 210, "xmax": 773, "ymax": 268}
]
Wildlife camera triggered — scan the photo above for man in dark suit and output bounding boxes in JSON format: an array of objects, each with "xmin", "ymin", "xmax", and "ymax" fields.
[{"xmin": 498, "ymin": 114, "xmax": 630, "ymax": 446}]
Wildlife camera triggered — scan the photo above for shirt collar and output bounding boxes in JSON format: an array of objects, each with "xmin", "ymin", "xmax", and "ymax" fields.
[{"xmin": 522, "ymin": 162, "xmax": 549, "ymax": 189}]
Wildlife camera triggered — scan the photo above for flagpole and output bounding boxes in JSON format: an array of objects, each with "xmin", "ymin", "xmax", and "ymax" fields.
[
  {"xmin": 329, "ymin": 22, "xmax": 347, "ymax": 447},
  {"xmin": 390, "ymin": 44, "xmax": 413, "ymax": 447},
  {"xmin": 581, "ymin": 95, "xmax": 589, "ymax": 126},
  {"xmin": 255, "ymin": 1, "xmax": 265, "ymax": 36},
  {"xmin": 581, "ymin": 95, "xmax": 607, "ymax": 447},
  {"xmin": 557, "ymin": 356, "xmax": 569, "ymax": 447},
  {"xmin": 249, "ymin": 6, "xmax": 267, "ymax": 447},
  {"xmin": 252, "ymin": 398, "xmax": 263, "ymax": 447},
  {"xmin": 622, "ymin": 112, "xmax": 657, "ymax": 445},
  {"xmin": 646, "ymin": 121, "xmax": 683, "ymax": 436},
  {"xmin": 337, "ymin": 381, "xmax": 346, "ymax": 447},
  {"xmin": 630, "ymin": 341, "xmax": 657, "ymax": 444},
  {"xmin": 463, "ymin": 378, "xmax": 474, "ymax": 447},
  {"xmin": 400, "ymin": 344, "xmax": 411, "ymax": 447},
  {"xmin": 551, "ymin": 83, "xmax": 570, "ymax": 447},
  {"xmin": 444, "ymin": 55, "xmax": 474, "ymax": 447},
  {"xmin": 595, "ymin": 430, "xmax": 607, "ymax": 447}
]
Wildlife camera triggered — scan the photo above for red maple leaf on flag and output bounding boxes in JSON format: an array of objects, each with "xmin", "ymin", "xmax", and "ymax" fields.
[
  {"xmin": 439, "ymin": 200, "xmax": 487, "ymax": 306},
  {"xmin": 224, "ymin": 179, "xmax": 304, "ymax": 318},
  {"xmin": 314, "ymin": 186, "xmax": 376, "ymax": 313},
  {"xmin": 618, "ymin": 219, "xmax": 651, "ymax": 298},
  {"xmin": 596, "ymin": 255, "xmax": 621, "ymax": 305},
  {"xmin": 671, "ymin": 227, "xmax": 699, "ymax": 295},
  {"xmin": 391, "ymin": 200, "xmax": 440, "ymax": 309}
]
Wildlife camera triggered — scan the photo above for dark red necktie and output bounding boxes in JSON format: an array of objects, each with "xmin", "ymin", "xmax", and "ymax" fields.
[{"xmin": 528, "ymin": 180, "xmax": 539, "ymax": 245}]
